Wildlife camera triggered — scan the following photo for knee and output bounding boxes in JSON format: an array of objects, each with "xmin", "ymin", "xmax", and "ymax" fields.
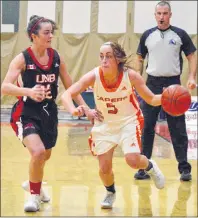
[
  {"xmin": 31, "ymin": 147, "xmax": 46, "ymax": 163},
  {"xmin": 125, "ymin": 153, "xmax": 141, "ymax": 169},
  {"xmin": 99, "ymin": 161, "xmax": 112, "ymax": 174}
]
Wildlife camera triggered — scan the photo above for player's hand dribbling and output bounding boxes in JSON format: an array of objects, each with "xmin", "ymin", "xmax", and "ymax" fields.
[{"xmin": 29, "ymin": 84, "xmax": 46, "ymax": 102}]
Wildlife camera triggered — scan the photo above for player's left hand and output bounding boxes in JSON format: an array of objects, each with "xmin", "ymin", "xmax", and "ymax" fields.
[
  {"xmin": 82, "ymin": 107, "xmax": 104, "ymax": 124},
  {"xmin": 187, "ymin": 77, "xmax": 197, "ymax": 90},
  {"xmin": 72, "ymin": 105, "xmax": 85, "ymax": 117}
]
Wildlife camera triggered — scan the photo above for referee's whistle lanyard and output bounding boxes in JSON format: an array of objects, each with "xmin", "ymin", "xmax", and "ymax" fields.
[
  {"xmin": 158, "ymin": 25, "xmax": 170, "ymax": 39},
  {"xmin": 160, "ymin": 31, "xmax": 164, "ymax": 39}
]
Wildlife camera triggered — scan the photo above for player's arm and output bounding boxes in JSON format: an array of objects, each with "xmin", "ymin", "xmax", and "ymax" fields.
[
  {"xmin": 61, "ymin": 70, "xmax": 95, "ymax": 116},
  {"xmin": 1, "ymin": 53, "xmax": 29, "ymax": 96},
  {"xmin": 59, "ymin": 55, "xmax": 91, "ymax": 107},
  {"xmin": 1, "ymin": 53, "xmax": 45, "ymax": 101},
  {"xmin": 128, "ymin": 69, "xmax": 161, "ymax": 106}
]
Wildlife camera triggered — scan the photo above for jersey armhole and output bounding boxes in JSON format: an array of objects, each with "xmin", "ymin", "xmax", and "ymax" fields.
[
  {"xmin": 22, "ymin": 49, "xmax": 30, "ymax": 72},
  {"xmin": 93, "ymin": 67, "xmax": 101, "ymax": 91},
  {"xmin": 53, "ymin": 49, "xmax": 61, "ymax": 65}
]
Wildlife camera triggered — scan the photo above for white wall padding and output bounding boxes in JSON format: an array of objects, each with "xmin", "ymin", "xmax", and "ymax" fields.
[
  {"xmin": 27, "ymin": 1, "xmax": 56, "ymax": 25},
  {"xmin": 98, "ymin": 1, "xmax": 127, "ymax": 33},
  {"xmin": 62, "ymin": 1, "xmax": 91, "ymax": 33}
]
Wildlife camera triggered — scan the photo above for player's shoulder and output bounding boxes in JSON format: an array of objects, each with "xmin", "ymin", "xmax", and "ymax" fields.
[
  {"xmin": 90, "ymin": 66, "xmax": 100, "ymax": 75},
  {"xmin": 56, "ymin": 51, "xmax": 65, "ymax": 65},
  {"xmin": 51, "ymin": 48, "xmax": 59, "ymax": 54},
  {"xmin": 126, "ymin": 68, "xmax": 145, "ymax": 87},
  {"xmin": 12, "ymin": 52, "xmax": 25, "ymax": 65},
  {"xmin": 79, "ymin": 67, "xmax": 97, "ymax": 87},
  {"xmin": 126, "ymin": 68, "xmax": 138, "ymax": 81},
  {"xmin": 88, "ymin": 67, "xmax": 98, "ymax": 75},
  {"xmin": 82, "ymin": 67, "xmax": 98, "ymax": 80},
  {"xmin": 50, "ymin": 48, "xmax": 60, "ymax": 60}
]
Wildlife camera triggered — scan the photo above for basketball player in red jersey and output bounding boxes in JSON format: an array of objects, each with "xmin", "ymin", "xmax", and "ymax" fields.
[
  {"xmin": 61, "ymin": 42, "xmax": 165, "ymax": 209},
  {"xmin": 1, "ymin": 15, "xmax": 101, "ymax": 212}
]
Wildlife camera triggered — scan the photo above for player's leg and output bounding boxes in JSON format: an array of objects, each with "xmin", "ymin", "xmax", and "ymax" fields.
[
  {"xmin": 122, "ymin": 124, "xmax": 165, "ymax": 189},
  {"xmin": 22, "ymin": 133, "xmax": 46, "ymax": 212},
  {"xmin": 126, "ymin": 152, "xmax": 165, "ymax": 189},
  {"xmin": 96, "ymin": 143, "xmax": 116, "ymax": 209},
  {"xmin": 44, "ymin": 149, "xmax": 52, "ymax": 161},
  {"xmin": 166, "ymin": 113, "xmax": 192, "ymax": 181},
  {"xmin": 24, "ymin": 117, "xmax": 58, "ymax": 202},
  {"xmin": 22, "ymin": 148, "xmax": 52, "ymax": 203},
  {"xmin": 10, "ymin": 110, "xmax": 45, "ymax": 212},
  {"xmin": 98, "ymin": 147, "xmax": 115, "ymax": 188},
  {"xmin": 21, "ymin": 118, "xmax": 55, "ymax": 212}
]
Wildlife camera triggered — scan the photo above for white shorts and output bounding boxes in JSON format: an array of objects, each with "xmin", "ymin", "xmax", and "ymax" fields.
[{"xmin": 90, "ymin": 119, "xmax": 142, "ymax": 156}]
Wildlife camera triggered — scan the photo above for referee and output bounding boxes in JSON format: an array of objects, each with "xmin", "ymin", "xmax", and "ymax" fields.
[{"xmin": 134, "ymin": 1, "xmax": 197, "ymax": 181}]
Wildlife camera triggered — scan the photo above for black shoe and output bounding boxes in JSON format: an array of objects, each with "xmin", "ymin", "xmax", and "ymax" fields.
[
  {"xmin": 180, "ymin": 170, "xmax": 192, "ymax": 181},
  {"xmin": 134, "ymin": 169, "xmax": 150, "ymax": 180}
]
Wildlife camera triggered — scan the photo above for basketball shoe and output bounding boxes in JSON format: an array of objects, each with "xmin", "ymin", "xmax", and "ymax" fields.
[
  {"xmin": 24, "ymin": 194, "xmax": 41, "ymax": 212},
  {"xmin": 146, "ymin": 160, "xmax": 165, "ymax": 189},
  {"xmin": 22, "ymin": 180, "xmax": 50, "ymax": 202},
  {"xmin": 101, "ymin": 191, "xmax": 116, "ymax": 209}
]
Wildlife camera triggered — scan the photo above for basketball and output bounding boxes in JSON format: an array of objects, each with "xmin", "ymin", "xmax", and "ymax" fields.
[{"xmin": 161, "ymin": 85, "xmax": 191, "ymax": 116}]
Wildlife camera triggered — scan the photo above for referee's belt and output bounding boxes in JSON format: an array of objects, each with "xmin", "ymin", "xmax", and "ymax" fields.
[{"xmin": 147, "ymin": 74, "xmax": 180, "ymax": 80}]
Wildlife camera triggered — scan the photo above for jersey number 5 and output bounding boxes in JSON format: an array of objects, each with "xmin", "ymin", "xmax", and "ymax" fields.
[{"xmin": 106, "ymin": 103, "xmax": 118, "ymax": 114}]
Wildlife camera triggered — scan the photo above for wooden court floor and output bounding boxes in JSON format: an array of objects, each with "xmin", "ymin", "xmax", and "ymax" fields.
[{"xmin": 1, "ymin": 122, "xmax": 197, "ymax": 216}]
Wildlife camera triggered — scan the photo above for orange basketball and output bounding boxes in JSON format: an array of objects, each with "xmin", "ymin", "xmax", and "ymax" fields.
[{"xmin": 161, "ymin": 85, "xmax": 191, "ymax": 116}]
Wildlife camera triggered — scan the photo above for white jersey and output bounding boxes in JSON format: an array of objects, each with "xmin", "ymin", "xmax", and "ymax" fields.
[
  {"xmin": 89, "ymin": 67, "xmax": 144, "ymax": 156},
  {"xmin": 93, "ymin": 67, "xmax": 143, "ymax": 131}
]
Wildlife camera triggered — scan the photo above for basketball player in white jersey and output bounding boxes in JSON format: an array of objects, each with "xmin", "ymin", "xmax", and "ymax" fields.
[{"xmin": 61, "ymin": 42, "xmax": 165, "ymax": 209}]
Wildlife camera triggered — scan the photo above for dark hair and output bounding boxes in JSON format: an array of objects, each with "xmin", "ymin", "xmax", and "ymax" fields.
[
  {"xmin": 27, "ymin": 15, "xmax": 58, "ymax": 42},
  {"xmin": 156, "ymin": 1, "xmax": 171, "ymax": 11},
  {"xmin": 103, "ymin": 42, "xmax": 136, "ymax": 72}
]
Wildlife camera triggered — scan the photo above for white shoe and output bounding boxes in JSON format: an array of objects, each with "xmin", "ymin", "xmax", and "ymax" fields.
[
  {"xmin": 22, "ymin": 180, "xmax": 50, "ymax": 202},
  {"xmin": 101, "ymin": 191, "xmax": 116, "ymax": 209},
  {"xmin": 146, "ymin": 160, "xmax": 165, "ymax": 189},
  {"xmin": 24, "ymin": 194, "xmax": 41, "ymax": 212}
]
